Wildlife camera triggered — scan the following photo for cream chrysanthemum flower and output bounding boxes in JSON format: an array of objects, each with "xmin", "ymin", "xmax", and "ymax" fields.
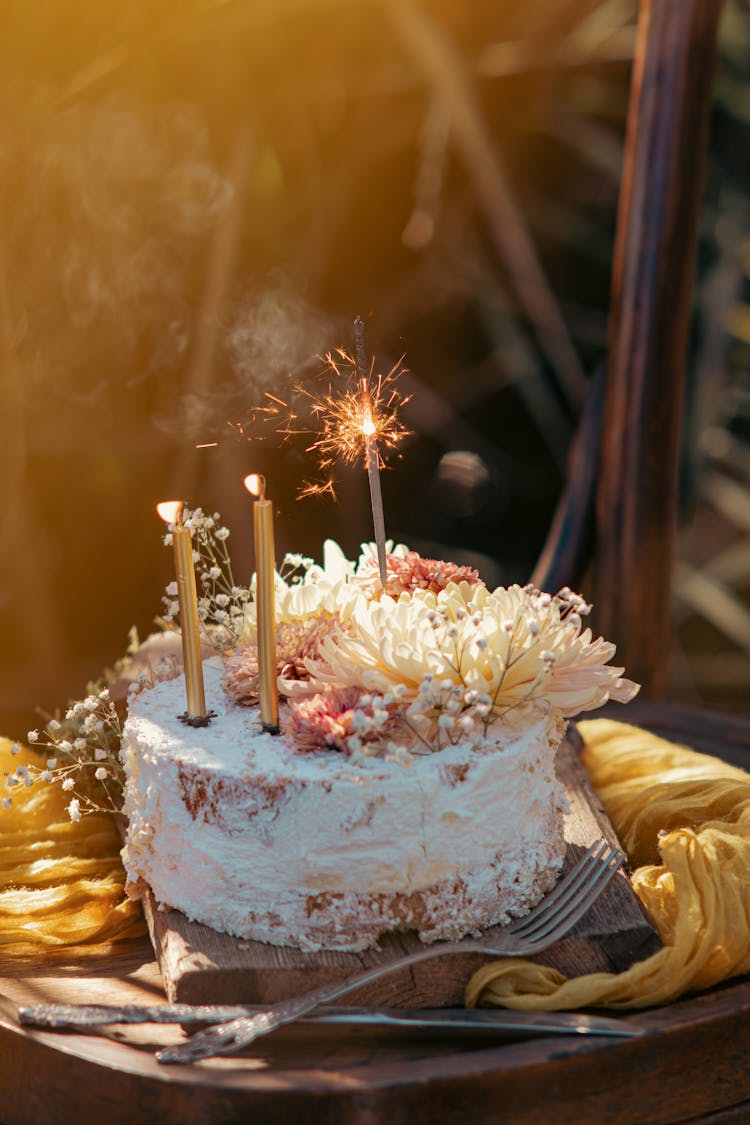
[
  {"xmin": 236, "ymin": 540, "xmax": 362, "ymax": 647},
  {"xmin": 304, "ymin": 582, "xmax": 639, "ymax": 725}
]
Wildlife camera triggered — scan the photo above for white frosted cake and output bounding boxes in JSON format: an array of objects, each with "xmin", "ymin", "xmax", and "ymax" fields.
[
  {"xmin": 120, "ymin": 534, "xmax": 638, "ymax": 952},
  {"xmin": 122, "ymin": 663, "xmax": 567, "ymax": 952}
]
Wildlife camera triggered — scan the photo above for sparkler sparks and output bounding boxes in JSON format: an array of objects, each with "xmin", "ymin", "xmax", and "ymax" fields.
[
  {"xmin": 241, "ymin": 340, "xmax": 411, "ymax": 501},
  {"xmin": 294, "ymin": 348, "xmax": 411, "ymax": 499},
  {"xmin": 228, "ymin": 323, "xmax": 411, "ymax": 590}
]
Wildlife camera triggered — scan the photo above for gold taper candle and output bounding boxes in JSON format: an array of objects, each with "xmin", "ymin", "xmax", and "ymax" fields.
[
  {"xmin": 244, "ymin": 475, "xmax": 280, "ymax": 733},
  {"xmin": 156, "ymin": 501, "xmax": 209, "ymax": 723}
]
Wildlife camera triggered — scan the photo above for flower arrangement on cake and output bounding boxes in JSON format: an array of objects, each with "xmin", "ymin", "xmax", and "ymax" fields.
[{"xmin": 6, "ymin": 323, "xmax": 639, "ymax": 952}]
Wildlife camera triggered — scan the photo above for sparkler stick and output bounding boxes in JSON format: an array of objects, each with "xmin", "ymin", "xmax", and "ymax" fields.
[{"xmin": 354, "ymin": 316, "xmax": 388, "ymax": 592}]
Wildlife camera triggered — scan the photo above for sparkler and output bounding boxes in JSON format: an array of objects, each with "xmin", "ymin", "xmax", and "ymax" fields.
[
  {"xmin": 353, "ymin": 316, "xmax": 388, "ymax": 591},
  {"xmin": 233, "ymin": 323, "xmax": 411, "ymax": 590}
]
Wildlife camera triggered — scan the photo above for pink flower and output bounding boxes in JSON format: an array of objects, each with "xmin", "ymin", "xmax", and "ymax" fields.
[
  {"xmin": 282, "ymin": 688, "xmax": 403, "ymax": 754},
  {"xmin": 222, "ymin": 614, "xmax": 343, "ymax": 706},
  {"xmin": 356, "ymin": 550, "xmax": 484, "ymax": 599},
  {"xmin": 281, "ymin": 688, "xmax": 363, "ymax": 752}
]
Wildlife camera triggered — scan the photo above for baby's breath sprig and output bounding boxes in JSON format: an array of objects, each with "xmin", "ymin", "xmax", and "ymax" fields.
[
  {"xmin": 160, "ymin": 507, "xmax": 251, "ymax": 651},
  {"xmin": 278, "ymin": 552, "xmax": 315, "ymax": 585},
  {"xmin": 14, "ymin": 689, "xmax": 125, "ymax": 820},
  {"xmin": 402, "ymin": 674, "xmax": 493, "ymax": 754}
]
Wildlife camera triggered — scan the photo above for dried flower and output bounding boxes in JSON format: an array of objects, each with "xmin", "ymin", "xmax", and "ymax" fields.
[
  {"xmin": 222, "ymin": 614, "xmax": 344, "ymax": 704},
  {"xmin": 6, "ymin": 687, "xmax": 125, "ymax": 819},
  {"xmin": 160, "ymin": 507, "xmax": 251, "ymax": 651},
  {"xmin": 281, "ymin": 688, "xmax": 402, "ymax": 755},
  {"xmin": 355, "ymin": 549, "xmax": 484, "ymax": 599}
]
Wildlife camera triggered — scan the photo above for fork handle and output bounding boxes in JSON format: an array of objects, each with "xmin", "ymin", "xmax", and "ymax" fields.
[{"xmin": 156, "ymin": 940, "xmax": 491, "ymax": 1064}]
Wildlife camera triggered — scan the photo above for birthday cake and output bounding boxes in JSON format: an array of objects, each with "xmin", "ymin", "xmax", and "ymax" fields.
[{"xmin": 119, "ymin": 535, "xmax": 638, "ymax": 952}]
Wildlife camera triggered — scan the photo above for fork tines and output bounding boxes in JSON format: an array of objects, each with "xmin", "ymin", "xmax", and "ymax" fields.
[{"xmin": 508, "ymin": 841, "xmax": 626, "ymax": 944}]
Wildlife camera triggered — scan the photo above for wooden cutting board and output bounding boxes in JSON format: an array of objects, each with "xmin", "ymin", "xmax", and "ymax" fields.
[{"xmin": 142, "ymin": 726, "xmax": 661, "ymax": 1006}]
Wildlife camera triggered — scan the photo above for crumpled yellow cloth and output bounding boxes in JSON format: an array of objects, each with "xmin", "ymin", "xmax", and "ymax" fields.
[
  {"xmin": 467, "ymin": 718, "xmax": 750, "ymax": 1010},
  {"xmin": 0, "ymin": 738, "xmax": 144, "ymax": 952}
]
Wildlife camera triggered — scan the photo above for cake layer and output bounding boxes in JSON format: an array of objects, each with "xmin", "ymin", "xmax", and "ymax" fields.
[{"xmin": 120, "ymin": 662, "xmax": 568, "ymax": 951}]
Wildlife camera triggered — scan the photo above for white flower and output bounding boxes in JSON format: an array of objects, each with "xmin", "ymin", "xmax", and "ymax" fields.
[
  {"xmin": 215, "ymin": 527, "xmax": 230, "ymax": 541},
  {"xmin": 67, "ymin": 798, "xmax": 82, "ymax": 823},
  {"xmin": 209, "ymin": 567, "xmax": 222, "ymax": 580},
  {"xmin": 62, "ymin": 778, "xmax": 74, "ymax": 791},
  {"xmin": 94, "ymin": 747, "xmax": 108, "ymax": 761},
  {"xmin": 165, "ymin": 581, "xmax": 178, "ymax": 596},
  {"xmin": 95, "ymin": 767, "xmax": 108, "ymax": 781},
  {"xmin": 48, "ymin": 719, "xmax": 61, "ymax": 731},
  {"xmin": 40, "ymin": 771, "xmax": 53, "ymax": 782},
  {"xmin": 46, "ymin": 758, "xmax": 58, "ymax": 769},
  {"xmin": 27, "ymin": 730, "xmax": 39, "ymax": 743},
  {"xmin": 304, "ymin": 582, "xmax": 639, "ymax": 724}
]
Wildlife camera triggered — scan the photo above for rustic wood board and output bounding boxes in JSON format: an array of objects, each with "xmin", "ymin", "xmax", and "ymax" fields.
[{"xmin": 142, "ymin": 726, "xmax": 661, "ymax": 1006}]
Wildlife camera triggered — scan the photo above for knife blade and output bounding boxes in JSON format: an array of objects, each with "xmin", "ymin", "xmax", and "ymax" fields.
[{"xmin": 18, "ymin": 1002, "xmax": 644, "ymax": 1038}]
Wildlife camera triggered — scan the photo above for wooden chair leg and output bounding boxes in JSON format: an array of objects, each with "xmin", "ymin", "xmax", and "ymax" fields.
[{"xmin": 594, "ymin": 0, "xmax": 724, "ymax": 696}]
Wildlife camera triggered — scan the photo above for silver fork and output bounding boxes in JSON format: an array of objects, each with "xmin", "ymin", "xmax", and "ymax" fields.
[{"xmin": 157, "ymin": 840, "xmax": 625, "ymax": 1065}]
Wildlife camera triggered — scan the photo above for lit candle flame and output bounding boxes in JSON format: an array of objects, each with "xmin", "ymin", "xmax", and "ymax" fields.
[
  {"xmin": 243, "ymin": 473, "xmax": 265, "ymax": 500},
  {"xmin": 156, "ymin": 500, "xmax": 184, "ymax": 526}
]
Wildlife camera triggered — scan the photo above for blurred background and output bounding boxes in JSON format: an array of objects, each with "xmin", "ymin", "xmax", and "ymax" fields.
[{"xmin": 2, "ymin": 0, "xmax": 750, "ymax": 740}]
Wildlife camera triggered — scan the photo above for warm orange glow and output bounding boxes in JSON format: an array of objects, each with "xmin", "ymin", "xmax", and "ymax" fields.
[
  {"xmin": 243, "ymin": 473, "xmax": 265, "ymax": 499},
  {"xmin": 156, "ymin": 500, "xmax": 184, "ymax": 525},
  {"xmin": 361, "ymin": 409, "xmax": 377, "ymax": 437}
]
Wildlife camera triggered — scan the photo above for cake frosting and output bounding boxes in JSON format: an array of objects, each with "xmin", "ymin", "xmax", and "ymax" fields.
[
  {"xmin": 121, "ymin": 663, "xmax": 567, "ymax": 952},
  {"xmin": 119, "ymin": 530, "xmax": 638, "ymax": 952}
]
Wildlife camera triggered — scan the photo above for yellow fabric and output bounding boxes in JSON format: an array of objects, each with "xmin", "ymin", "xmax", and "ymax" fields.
[
  {"xmin": 0, "ymin": 738, "xmax": 145, "ymax": 952},
  {"xmin": 467, "ymin": 718, "xmax": 750, "ymax": 1010}
]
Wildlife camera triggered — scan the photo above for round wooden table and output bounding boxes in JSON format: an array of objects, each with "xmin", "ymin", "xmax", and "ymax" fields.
[{"xmin": 2, "ymin": 703, "xmax": 750, "ymax": 1125}]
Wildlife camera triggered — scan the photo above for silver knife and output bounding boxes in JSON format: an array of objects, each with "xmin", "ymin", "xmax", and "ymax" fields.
[{"xmin": 19, "ymin": 1003, "xmax": 644, "ymax": 1038}]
